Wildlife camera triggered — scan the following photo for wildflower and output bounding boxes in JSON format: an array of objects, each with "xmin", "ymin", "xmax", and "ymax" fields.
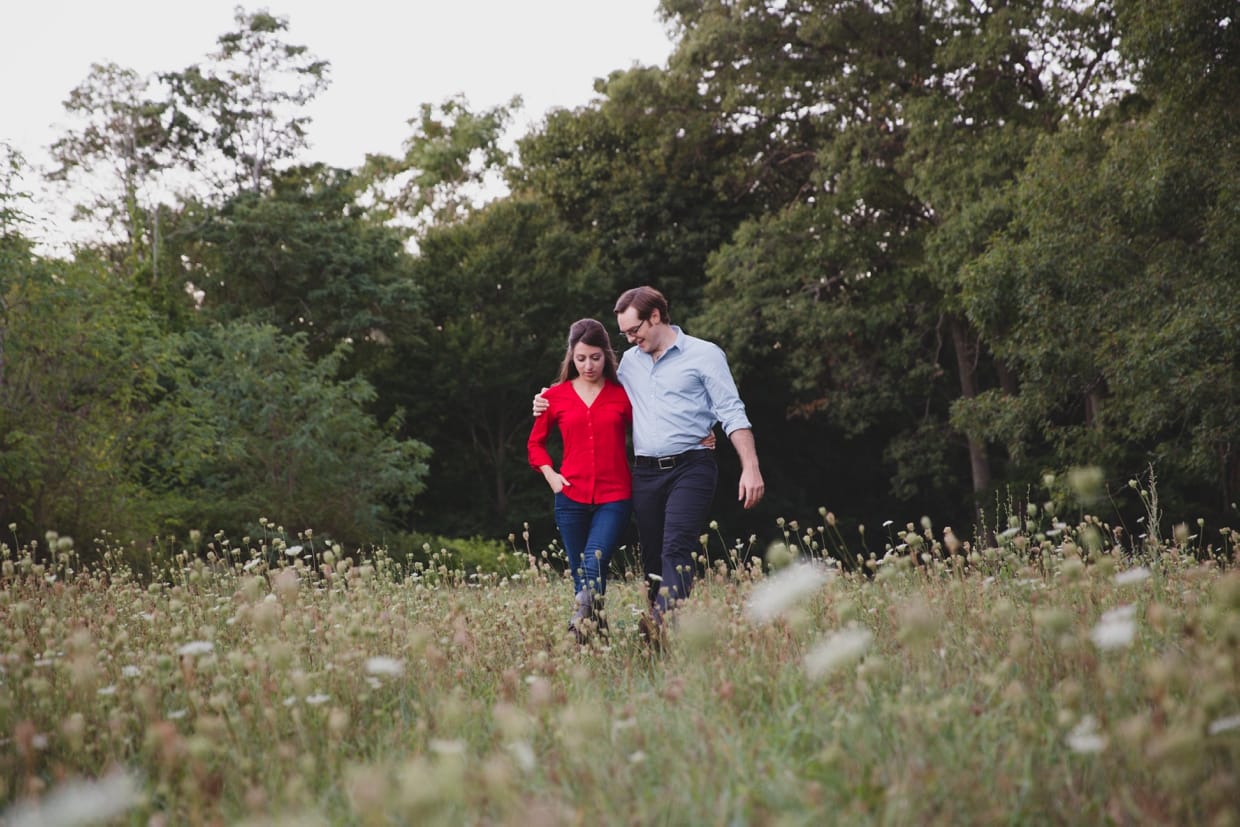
[
  {"xmin": 121, "ymin": 666, "xmax": 140, "ymax": 678},
  {"xmin": 306, "ymin": 693, "xmax": 330, "ymax": 706},
  {"xmin": 804, "ymin": 627, "xmax": 873, "ymax": 680},
  {"xmin": 1066, "ymin": 715, "xmax": 1107, "ymax": 753},
  {"xmin": 1208, "ymin": 714, "xmax": 1240, "ymax": 735},
  {"xmin": 177, "ymin": 641, "xmax": 214, "ymax": 657},
  {"xmin": 284, "ymin": 544, "xmax": 302, "ymax": 558},
  {"xmin": 1068, "ymin": 466, "xmax": 1105, "ymax": 505},
  {"xmin": 364, "ymin": 656, "xmax": 404, "ymax": 677},
  {"xmin": 507, "ymin": 741, "xmax": 536, "ymax": 772},
  {"xmin": 429, "ymin": 739, "xmax": 466, "ymax": 755},
  {"xmin": 745, "ymin": 561, "xmax": 831, "ymax": 624},
  {"xmin": 1090, "ymin": 605, "xmax": 1137, "ymax": 651},
  {"xmin": 764, "ymin": 541, "xmax": 795, "ymax": 570},
  {"xmin": 1114, "ymin": 567, "xmax": 1151, "ymax": 586},
  {"xmin": 2, "ymin": 769, "xmax": 140, "ymax": 827}
]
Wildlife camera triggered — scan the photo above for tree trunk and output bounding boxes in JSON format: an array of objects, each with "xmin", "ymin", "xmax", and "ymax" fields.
[{"xmin": 949, "ymin": 315, "xmax": 992, "ymax": 496}]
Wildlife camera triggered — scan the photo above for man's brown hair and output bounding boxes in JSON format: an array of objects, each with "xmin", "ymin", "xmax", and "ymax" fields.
[{"xmin": 613, "ymin": 286, "xmax": 671, "ymax": 324}]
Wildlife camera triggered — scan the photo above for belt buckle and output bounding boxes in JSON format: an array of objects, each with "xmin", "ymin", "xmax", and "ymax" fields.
[{"xmin": 658, "ymin": 455, "xmax": 675, "ymax": 470}]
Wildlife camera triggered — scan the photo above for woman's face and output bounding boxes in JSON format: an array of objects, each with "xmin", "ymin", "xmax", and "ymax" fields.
[{"xmin": 572, "ymin": 342, "xmax": 606, "ymax": 382}]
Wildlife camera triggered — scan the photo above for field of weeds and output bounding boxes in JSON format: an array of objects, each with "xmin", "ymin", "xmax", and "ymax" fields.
[{"xmin": 2, "ymin": 515, "xmax": 1239, "ymax": 826}]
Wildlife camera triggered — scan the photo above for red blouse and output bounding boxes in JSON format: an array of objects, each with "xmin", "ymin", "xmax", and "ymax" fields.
[{"xmin": 528, "ymin": 379, "xmax": 632, "ymax": 505}]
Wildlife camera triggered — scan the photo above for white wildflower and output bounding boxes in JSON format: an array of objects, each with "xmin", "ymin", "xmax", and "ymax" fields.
[
  {"xmin": 177, "ymin": 641, "xmax": 214, "ymax": 657},
  {"xmin": 1090, "ymin": 605, "xmax": 1137, "ymax": 651},
  {"xmin": 804, "ymin": 627, "xmax": 873, "ymax": 680},
  {"xmin": 121, "ymin": 666, "xmax": 140, "ymax": 678},
  {"xmin": 745, "ymin": 561, "xmax": 831, "ymax": 624},
  {"xmin": 365, "ymin": 657, "xmax": 404, "ymax": 677},
  {"xmin": 284, "ymin": 544, "xmax": 303, "ymax": 557},
  {"xmin": 1066, "ymin": 715, "xmax": 1107, "ymax": 754},
  {"xmin": 96, "ymin": 685, "xmax": 116, "ymax": 697},
  {"xmin": 1208, "ymin": 714, "xmax": 1240, "ymax": 735},
  {"xmin": 429, "ymin": 739, "xmax": 466, "ymax": 755},
  {"xmin": 508, "ymin": 741, "xmax": 536, "ymax": 772},
  {"xmin": 306, "ymin": 693, "xmax": 331, "ymax": 706},
  {"xmin": 2, "ymin": 769, "xmax": 141, "ymax": 827},
  {"xmin": 1114, "ymin": 566, "xmax": 1151, "ymax": 586}
]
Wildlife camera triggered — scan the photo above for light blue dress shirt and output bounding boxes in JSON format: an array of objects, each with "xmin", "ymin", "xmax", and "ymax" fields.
[{"xmin": 617, "ymin": 325, "xmax": 753, "ymax": 458}]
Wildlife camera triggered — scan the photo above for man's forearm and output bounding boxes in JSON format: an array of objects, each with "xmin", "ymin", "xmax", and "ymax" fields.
[{"xmin": 729, "ymin": 428, "xmax": 760, "ymax": 470}]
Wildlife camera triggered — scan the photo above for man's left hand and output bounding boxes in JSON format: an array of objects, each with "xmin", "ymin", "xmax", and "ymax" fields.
[{"xmin": 738, "ymin": 467, "xmax": 765, "ymax": 510}]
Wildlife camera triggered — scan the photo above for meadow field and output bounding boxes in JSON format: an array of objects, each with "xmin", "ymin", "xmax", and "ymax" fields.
[{"xmin": 1, "ymin": 510, "xmax": 1238, "ymax": 826}]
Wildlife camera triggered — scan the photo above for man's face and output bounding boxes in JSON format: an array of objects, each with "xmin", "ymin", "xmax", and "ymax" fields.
[{"xmin": 617, "ymin": 307, "xmax": 656, "ymax": 352}]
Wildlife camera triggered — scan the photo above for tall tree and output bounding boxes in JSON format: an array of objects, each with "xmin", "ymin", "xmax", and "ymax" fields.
[
  {"xmin": 362, "ymin": 94, "xmax": 519, "ymax": 231},
  {"xmin": 662, "ymin": 0, "xmax": 1121, "ymax": 524},
  {"xmin": 381, "ymin": 196, "xmax": 599, "ymax": 537},
  {"xmin": 0, "ymin": 143, "xmax": 34, "ymax": 391},
  {"xmin": 46, "ymin": 62, "xmax": 182, "ymax": 261},
  {"xmin": 512, "ymin": 65, "xmax": 760, "ymax": 318},
  {"xmin": 163, "ymin": 7, "xmax": 329, "ymax": 196},
  {"xmin": 0, "ymin": 249, "xmax": 166, "ymax": 543},
  {"xmin": 185, "ymin": 163, "xmax": 419, "ymax": 364},
  {"xmin": 959, "ymin": 0, "xmax": 1239, "ymax": 516},
  {"xmin": 138, "ymin": 322, "xmax": 430, "ymax": 545}
]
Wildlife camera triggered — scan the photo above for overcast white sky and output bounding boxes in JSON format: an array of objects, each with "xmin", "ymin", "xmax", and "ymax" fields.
[{"xmin": 1, "ymin": 0, "xmax": 676, "ymax": 242}]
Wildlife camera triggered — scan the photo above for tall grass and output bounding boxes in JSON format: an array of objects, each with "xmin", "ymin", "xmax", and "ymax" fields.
[{"xmin": 1, "ymin": 514, "xmax": 1238, "ymax": 826}]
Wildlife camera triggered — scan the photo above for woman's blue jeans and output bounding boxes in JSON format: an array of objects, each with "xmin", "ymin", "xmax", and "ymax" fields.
[{"xmin": 553, "ymin": 494, "xmax": 631, "ymax": 595}]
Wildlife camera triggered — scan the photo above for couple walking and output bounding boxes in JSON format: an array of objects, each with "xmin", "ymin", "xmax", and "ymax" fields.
[{"xmin": 527, "ymin": 286, "xmax": 764, "ymax": 644}]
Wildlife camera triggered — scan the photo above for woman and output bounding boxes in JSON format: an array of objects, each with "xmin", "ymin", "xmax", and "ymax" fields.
[{"xmin": 528, "ymin": 319, "xmax": 632, "ymax": 642}]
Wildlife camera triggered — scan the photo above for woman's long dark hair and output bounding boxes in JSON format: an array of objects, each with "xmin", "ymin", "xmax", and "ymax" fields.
[{"xmin": 554, "ymin": 318, "xmax": 620, "ymax": 384}]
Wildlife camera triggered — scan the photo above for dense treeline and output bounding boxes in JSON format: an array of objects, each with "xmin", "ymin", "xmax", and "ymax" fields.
[{"xmin": 1, "ymin": 1, "xmax": 1236, "ymax": 561}]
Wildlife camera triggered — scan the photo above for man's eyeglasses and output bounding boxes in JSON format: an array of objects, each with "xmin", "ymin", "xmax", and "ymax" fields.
[{"xmin": 621, "ymin": 318, "xmax": 648, "ymax": 339}]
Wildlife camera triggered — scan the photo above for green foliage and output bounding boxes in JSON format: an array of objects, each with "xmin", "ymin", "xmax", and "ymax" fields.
[
  {"xmin": 13, "ymin": 0, "xmax": 1237, "ymax": 545},
  {"xmin": 187, "ymin": 163, "xmax": 420, "ymax": 362},
  {"xmin": 0, "ymin": 249, "xmax": 167, "ymax": 542},
  {"xmin": 138, "ymin": 322, "xmax": 430, "ymax": 546},
  {"xmin": 959, "ymin": 0, "xmax": 1240, "ymax": 514},
  {"xmin": 378, "ymin": 197, "xmax": 598, "ymax": 537},
  {"xmin": 394, "ymin": 532, "xmax": 521, "ymax": 576},
  {"xmin": 46, "ymin": 62, "xmax": 180, "ymax": 259},
  {"xmin": 2, "ymin": 514, "xmax": 1237, "ymax": 824},
  {"xmin": 161, "ymin": 7, "xmax": 330, "ymax": 195},
  {"xmin": 363, "ymin": 94, "xmax": 520, "ymax": 228},
  {"xmin": 513, "ymin": 65, "xmax": 755, "ymax": 316}
]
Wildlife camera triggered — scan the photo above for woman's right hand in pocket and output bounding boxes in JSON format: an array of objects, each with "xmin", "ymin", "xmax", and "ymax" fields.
[{"xmin": 544, "ymin": 468, "xmax": 571, "ymax": 494}]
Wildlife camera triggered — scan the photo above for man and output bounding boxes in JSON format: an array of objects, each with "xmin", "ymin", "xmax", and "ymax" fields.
[{"xmin": 535, "ymin": 286, "xmax": 764, "ymax": 630}]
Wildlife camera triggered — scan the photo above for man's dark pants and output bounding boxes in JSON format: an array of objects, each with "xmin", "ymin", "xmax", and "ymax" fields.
[{"xmin": 632, "ymin": 450, "xmax": 717, "ymax": 617}]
